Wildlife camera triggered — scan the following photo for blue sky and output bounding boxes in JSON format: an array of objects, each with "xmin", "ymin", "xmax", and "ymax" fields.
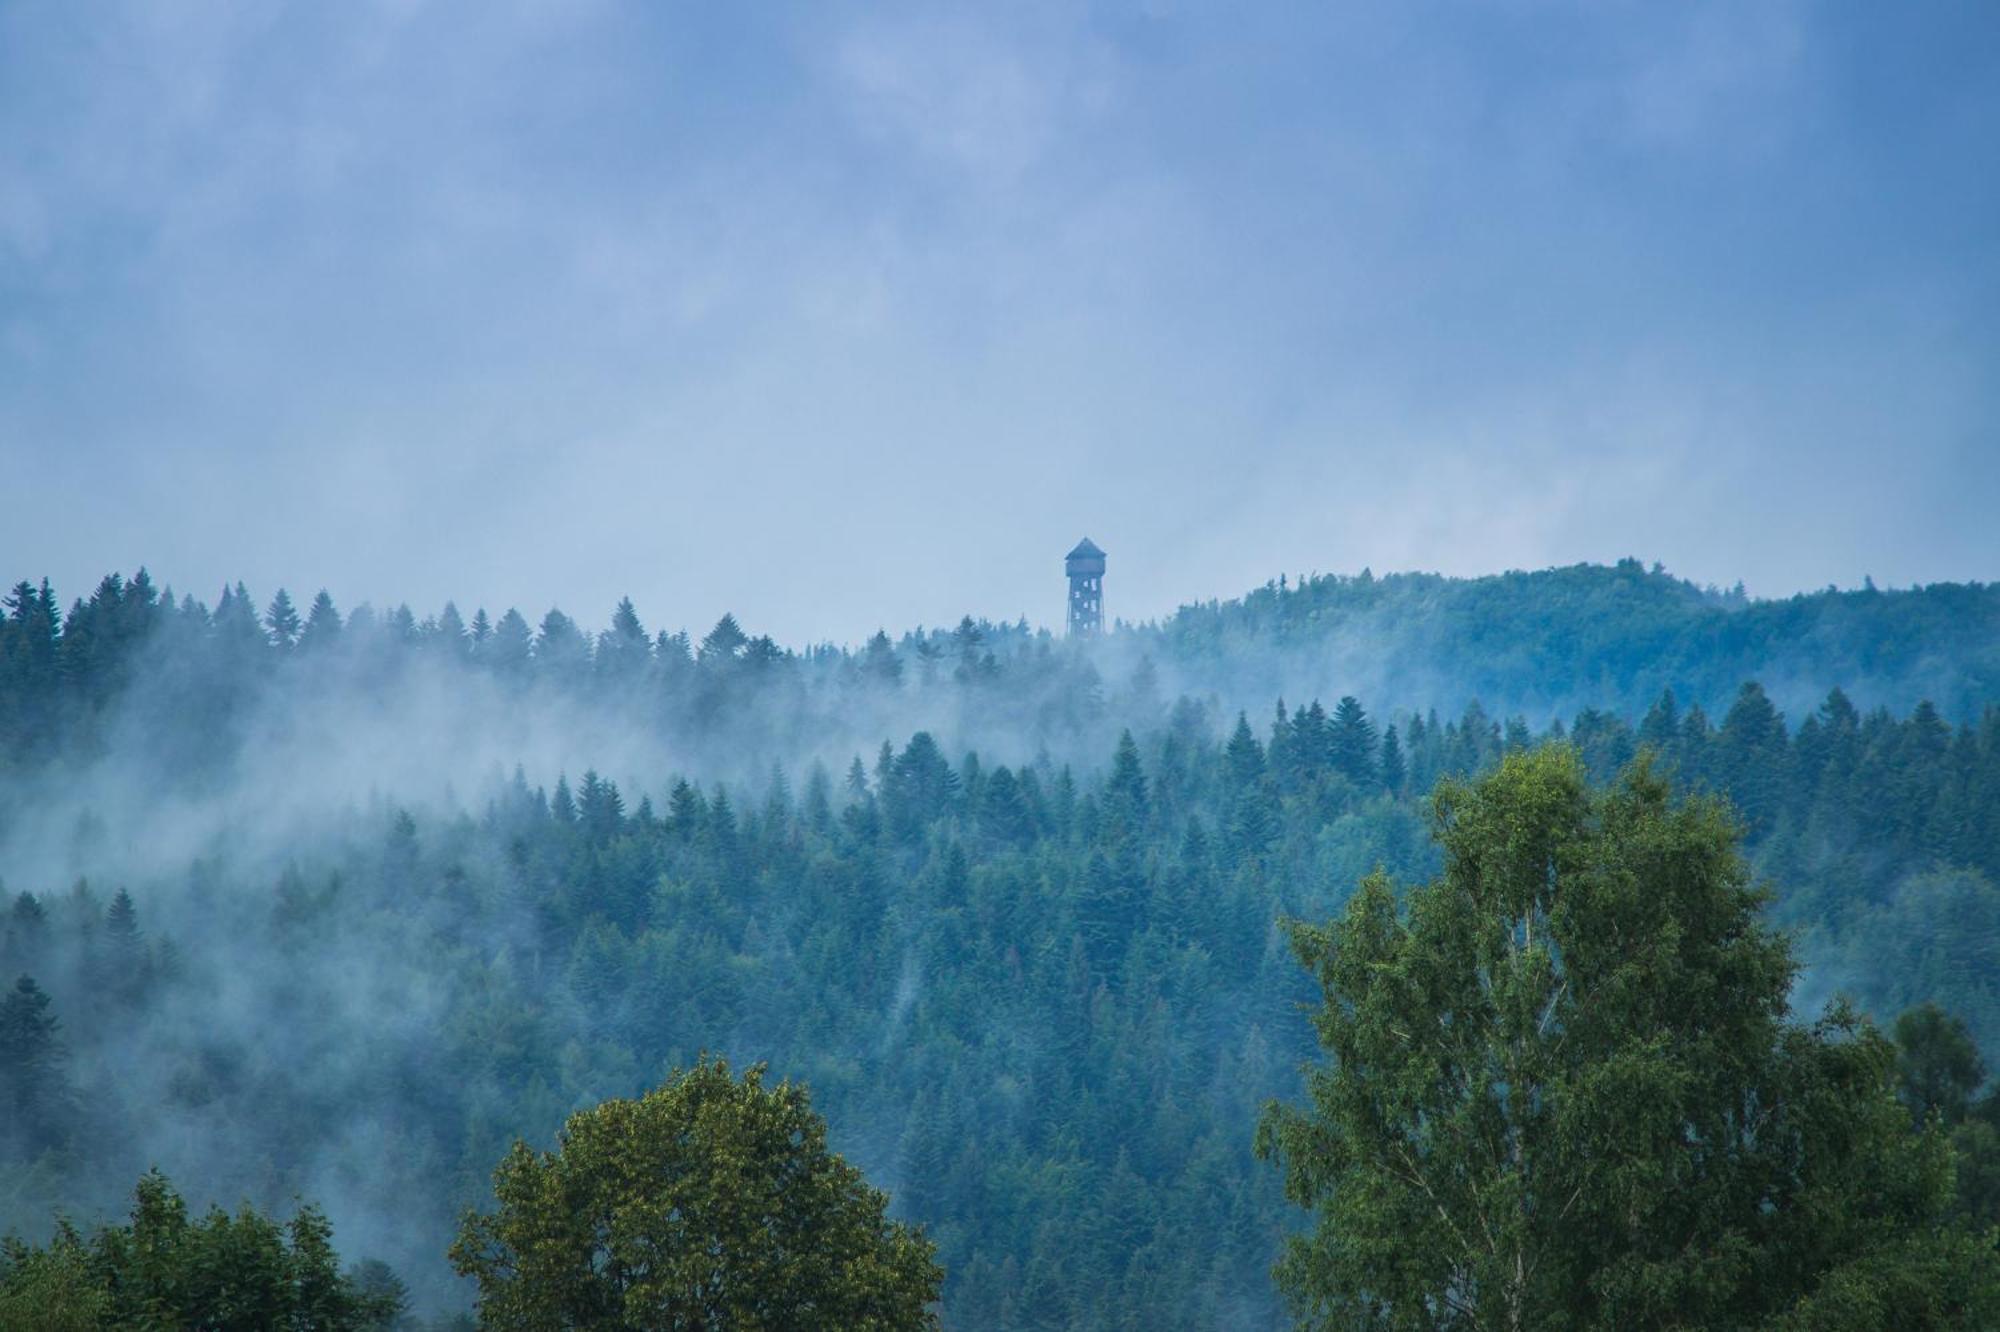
[{"xmin": 2, "ymin": 1, "xmax": 1995, "ymax": 643}]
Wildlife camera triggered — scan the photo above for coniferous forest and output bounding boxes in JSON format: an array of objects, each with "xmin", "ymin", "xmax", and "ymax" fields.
[{"xmin": 4, "ymin": 562, "xmax": 2000, "ymax": 1327}]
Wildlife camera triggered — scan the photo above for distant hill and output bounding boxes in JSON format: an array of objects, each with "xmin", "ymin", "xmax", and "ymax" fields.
[
  {"xmin": 1133, "ymin": 559, "xmax": 2000, "ymax": 723},
  {"xmin": 6, "ymin": 561, "xmax": 1997, "ymax": 797}
]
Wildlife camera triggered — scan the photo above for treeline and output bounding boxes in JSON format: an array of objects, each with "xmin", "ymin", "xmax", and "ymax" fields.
[
  {"xmin": 0, "ymin": 1170, "xmax": 407, "ymax": 1329},
  {"xmin": 0, "ymin": 571, "xmax": 1100, "ymax": 791},
  {"xmin": 1159, "ymin": 558, "xmax": 2000, "ymax": 721},
  {"xmin": 7, "ymin": 559, "xmax": 2000, "ymax": 786},
  {"xmin": 5, "ymin": 672, "xmax": 1998, "ymax": 1323}
]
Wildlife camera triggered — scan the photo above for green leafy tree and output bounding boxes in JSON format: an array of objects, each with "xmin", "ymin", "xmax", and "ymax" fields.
[
  {"xmin": 0, "ymin": 1225, "xmax": 107, "ymax": 1331},
  {"xmin": 1258, "ymin": 746, "xmax": 2000, "ymax": 1330},
  {"xmin": 0, "ymin": 1170, "xmax": 396, "ymax": 1330},
  {"xmin": 450, "ymin": 1056, "xmax": 942, "ymax": 1330}
]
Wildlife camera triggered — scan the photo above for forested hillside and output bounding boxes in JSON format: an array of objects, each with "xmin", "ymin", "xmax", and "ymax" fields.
[
  {"xmin": 1147, "ymin": 560, "xmax": 2000, "ymax": 724},
  {"xmin": 2, "ymin": 564, "xmax": 1998, "ymax": 1325}
]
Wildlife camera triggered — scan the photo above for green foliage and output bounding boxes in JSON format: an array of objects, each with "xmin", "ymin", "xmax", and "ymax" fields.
[
  {"xmin": 0, "ymin": 975, "xmax": 72, "ymax": 1161},
  {"xmin": 1896, "ymin": 1004, "xmax": 1987, "ymax": 1128},
  {"xmin": 0, "ymin": 1169, "xmax": 402, "ymax": 1330},
  {"xmin": 1258, "ymin": 747, "xmax": 2000, "ymax": 1329},
  {"xmin": 0, "ymin": 1229, "xmax": 108, "ymax": 1331},
  {"xmin": 450, "ymin": 1057, "xmax": 941, "ymax": 1330},
  {"xmin": 5, "ymin": 563, "xmax": 2000, "ymax": 1326}
]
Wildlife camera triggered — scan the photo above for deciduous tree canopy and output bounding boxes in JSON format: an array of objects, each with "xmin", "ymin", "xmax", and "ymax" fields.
[
  {"xmin": 1259, "ymin": 747, "xmax": 2000, "ymax": 1329},
  {"xmin": 450, "ymin": 1057, "xmax": 941, "ymax": 1331}
]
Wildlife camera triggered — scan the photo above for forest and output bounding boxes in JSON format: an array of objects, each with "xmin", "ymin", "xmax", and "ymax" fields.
[{"xmin": 3, "ymin": 563, "xmax": 1999, "ymax": 1327}]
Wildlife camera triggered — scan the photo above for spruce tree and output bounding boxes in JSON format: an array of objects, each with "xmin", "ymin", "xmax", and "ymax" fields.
[
  {"xmin": 298, "ymin": 589, "xmax": 342, "ymax": 653},
  {"xmin": 1380, "ymin": 723, "xmax": 1407, "ymax": 794},
  {"xmin": 265, "ymin": 589, "xmax": 302, "ymax": 652},
  {"xmin": 1328, "ymin": 695, "xmax": 1377, "ymax": 785},
  {"xmin": 0, "ymin": 975, "xmax": 71, "ymax": 1159}
]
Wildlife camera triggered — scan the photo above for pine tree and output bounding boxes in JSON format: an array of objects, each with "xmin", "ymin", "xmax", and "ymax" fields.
[
  {"xmin": 980, "ymin": 766, "xmax": 1033, "ymax": 846},
  {"xmin": 864, "ymin": 630, "xmax": 903, "ymax": 687},
  {"xmin": 597, "ymin": 597, "xmax": 649, "ymax": 686},
  {"xmin": 1380, "ymin": 723, "xmax": 1407, "ymax": 794},
  {"xmin": 577, "ymin": 770, "xmax": 625, "ymax": 843},
  {"xmin": 298, "ymin": 590, "xmax": 342, "ymax": 653},
  {"xmin": 0, "ymin": 975, "xmax": 72, "ymax": 1158},
  {"xmin": 265, "ymin": 589, "xmax": 303, "ymax": 652},
  {"xmin": 214, "ymin": 582, "xmax": 268, "ymax": 664},
  {"xmin": 698, "ymin": 614, "xmax": 748, "ymax": 662},
  {"xmin": 488, "ymin": 609, "xmax": 534, "ymax": 678},
  {"xmin": 667, "ymin": 779, "xmax": 705, "ymax": 841},
  {"xmin": 434, "ymin": 601, "xmax": 470, "ymax": 661},
  {"xmin": 1719, "ymin": 681, "xmax": 1789, "ymax": 833},
  {"xmin": 1328, "ymin": 695, "xmax": 1377, "ymax": 786},
  {"xmin": 3, "ymin": 892, "xmax": 48, "ymax": 970},
  {"xmin": 536, "ymin": 610, "xmax": 590, "ymax": 680},
  {"xmin": 803, "ymin": 762, "xmax": 835, "ymax": 835},
  {"xmin": 104, "ymin": 887, "xmax": 147, "ymax": 1006},
  {"xmin": 1103, "ymin": 731, "xmax": 1150, "ymax": 839},
  {"xmin": 1638, "ymin": 687, "xmax": 1680, "ymax": 754}
]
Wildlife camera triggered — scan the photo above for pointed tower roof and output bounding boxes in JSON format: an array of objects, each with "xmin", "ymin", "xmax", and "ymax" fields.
[{"xmin": 1066, "ymin": 537, "xmax": 1105, "ymax": 560}]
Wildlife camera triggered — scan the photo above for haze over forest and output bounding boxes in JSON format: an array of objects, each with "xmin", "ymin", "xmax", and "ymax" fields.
[
  {"xmin": 4, "ymin": 559, "xmax": 2000, "ymax": 1325},
  {"xmin": 4, "ymin": 2, "xmax": 2000, "ymax": 1328}
]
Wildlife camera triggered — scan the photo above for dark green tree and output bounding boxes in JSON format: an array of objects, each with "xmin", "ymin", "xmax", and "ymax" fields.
[
  {"xmin": 1896, "ymin": 1003, "xmax": 1987, "ymax": 1128},
  {"xmin": 0, "ymin": 975, "xmax": 71, "ymax": 1159},
  {"xmin": 1328, "ymin": 695, "xmax": 1377, "ymax": 785},
  {"xmin": 1103, "ymin": 730, "xmax": 1150, "ymax": 838},
  {"xmin": 1222, "ymin": 714, "xmax": 1277, "ymax": 865}
]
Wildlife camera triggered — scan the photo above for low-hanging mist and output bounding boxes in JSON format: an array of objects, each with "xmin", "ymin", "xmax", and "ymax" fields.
[{"xmin": 3, "ymin": 559, "xmax": 1998, "ymax": 1324}]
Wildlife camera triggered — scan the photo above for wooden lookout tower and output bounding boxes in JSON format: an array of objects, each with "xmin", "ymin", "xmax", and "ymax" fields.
[{"xmin": 1065, "ymin": 538, "xmax": 1106, "ymax": 637}]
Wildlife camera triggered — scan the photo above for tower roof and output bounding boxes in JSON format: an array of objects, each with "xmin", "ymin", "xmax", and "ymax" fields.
[{"xmin": 1066, "ymin": 537, "xmax": 1105, "ymax": 560}]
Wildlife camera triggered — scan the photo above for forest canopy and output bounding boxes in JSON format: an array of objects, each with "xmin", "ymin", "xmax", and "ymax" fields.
[
  {"xmin": 1260, "ymin": 748, "xmax": 2000, "ymax": 1329},
  {"xmin": 2, "ymin": 563, "xmax": 1997, "ymax": 1326}
]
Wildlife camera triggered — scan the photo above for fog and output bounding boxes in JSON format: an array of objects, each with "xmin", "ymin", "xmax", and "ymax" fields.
[
  {"xmin": 0, "ymin": 562, "xmax": 1994, "ymax": 1319},
  {"xmin": 5, "ymin": 2, "xmax": 1997, "ymax": 638}
]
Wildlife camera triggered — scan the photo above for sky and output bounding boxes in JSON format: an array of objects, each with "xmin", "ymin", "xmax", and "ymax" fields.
[{"xmin": 2, "ymin": 0, "xmax": 1996, "ymax": 646}]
